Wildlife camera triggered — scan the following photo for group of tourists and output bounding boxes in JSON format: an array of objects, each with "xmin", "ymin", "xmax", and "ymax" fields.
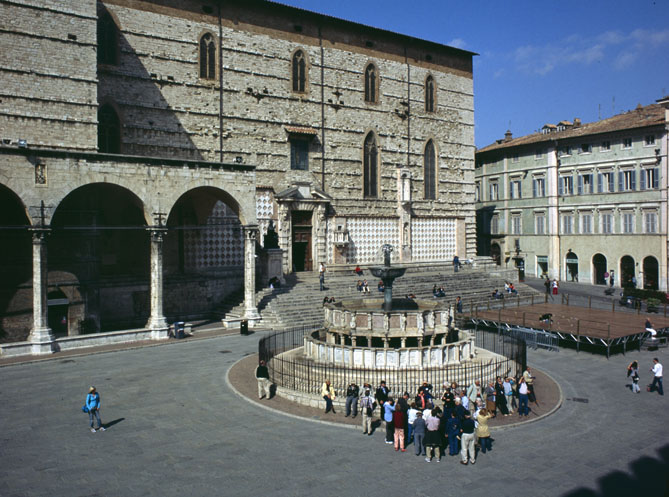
[{"xmin": 315, "ymin": 367, "xmax": 538, "ymax": 465}]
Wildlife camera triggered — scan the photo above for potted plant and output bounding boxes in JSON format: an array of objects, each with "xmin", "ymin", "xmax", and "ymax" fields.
[{"xmin": 646, "ymin": 298, "xmax": 660, "ymax": 313}]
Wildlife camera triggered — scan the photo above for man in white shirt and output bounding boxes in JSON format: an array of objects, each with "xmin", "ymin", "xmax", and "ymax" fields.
[{"xmin": 651, "ymin": 358, "xmax": 663, "ymax": 396}]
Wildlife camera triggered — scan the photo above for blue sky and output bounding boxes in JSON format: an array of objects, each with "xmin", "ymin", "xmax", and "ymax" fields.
[{"xmin": 276, "ymin": 0, "xmax": 669, "ymax": 148}]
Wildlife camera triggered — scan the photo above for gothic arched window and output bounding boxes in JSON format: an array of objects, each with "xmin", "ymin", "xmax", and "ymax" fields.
[
  {"xmin": 364, "ymin": 63, "xmax": 378, "ymax": 103},
  {"xmin": 292, "ymin": 50, "xmax": 307, "ymax": 93},
  {"xmin": 424, "ymin": 140, "xmax": 436, "ymax": 200},
  {"xmin": 425, "ymin": 75, "xmax": 435, "ymax": 113},
  {"xmin": 363, "ymin": 132, "xmax": 378, "ymax": 198},
  {"xmin": 97, "ymin": 12, "xmax": 119, "ymax": 65},
  {"xmin": 98, "ymin": 104, "xmax": 121, "ymax": 153},
  {"xmin": 199, "ymin": 33, "xmax": 216, "ymax": 80}
]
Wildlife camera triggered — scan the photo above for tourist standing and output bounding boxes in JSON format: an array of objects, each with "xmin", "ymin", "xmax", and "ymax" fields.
[
  {"xmin": 319, "ymin": 263, "xmax": 325, "ymax": 291},
  {"xmin": 446, "ymin": 410, "xmax": 461, "ymax": 456},
  {"xmin": 476, "ymin": 408, "xmax": 493, "ymax": 453},
  {"xmin": 376, "ymin": 380, "xmax": 390, "ymax": 418},
  {"xmin": 627, "ymin": 361, "xmax": 640, "ymax": 394},
  {"xmin": 650, "ymin": 358, "xmax": 663, "ymax": 395},
  {"xmin": 424, "ymin": 408, "xmax": 441, "ymax": 462},
  {"xmin": 407, "ymin": 402, "xmax": 418, "ymax": 446},
  {"xmin": 383, "ymin": 398, "xmax": 396, "ymax": 444},
  {"xmin": 255, "ymin": 360, "xmax": 271, "ymax": 399},
  {"xmin": 495, "ymin": 377, "xmax": 509, "ymax": 416},
  {"xmin": 360, "ymin": 389, "xmax": 374, "ymax": 435},
  {"xmin": 456, "ymin": 296, "xmax": 463, "ymax": 314},
  {"xmin": 523, "ymin": 366, "xmax": 536, "ymax": 403},
  {"xmin": 345, "ymin": 382, "xmax": 359, "ymax": 417},
  {"xmin": 453, "ymin": 254, "xmax": 460, "ymax": 273},
  {"xmin": 85, "ymin": 387, "xmax": 105, "ymax": 433},
  {"xmin": 552, "ymin": 279, "xmax": 559, "ymax": 295},
  {"xmin": 503, "ymin": 377, "xmax": 514, "ymax": 413},
  {"xmin": 484, "ymin": 382, "xmax": 496, "ymax": 416},
  {"xmin": 459, "ymin": 411, "xmax": 476, "ymax": 465},
  {"xmin": 466, "ymin": 380, "xmax": 480, "ymax": 414},
  {"xmin": 412, "ymin": 411, "xmax": 426, "ymax": 456},
  {"xmin": 518, "ymin": 377, "xmax": 529, "ymax": 417},
  {"xmin": 393, "ymin": 408, "xmax": 406, "ymax": 452},
  {"xmin": 321, "ymin": 379, "xmax": 336, "ymax": 413},
  {"xmin": 609, "ymin": 270, "xmax": 615, "ymax": 288}
]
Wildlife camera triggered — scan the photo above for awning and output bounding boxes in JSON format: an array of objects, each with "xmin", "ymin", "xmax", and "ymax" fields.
[{"xmin": 285, "ymin": 126, "xmax": 319, "ymax": 137}]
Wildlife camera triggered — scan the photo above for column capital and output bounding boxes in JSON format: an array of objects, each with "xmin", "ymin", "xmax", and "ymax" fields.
[
  {"xmin": 29, "ymin": 227, "xmax": 51, "ymax": 244},
  {"xmin": 243, "ymin": 224, "xmax": 259, "ymax": 240},
  {"xmin": 146, "ymin": 227, "xmax": 168, "ymax": 242}
]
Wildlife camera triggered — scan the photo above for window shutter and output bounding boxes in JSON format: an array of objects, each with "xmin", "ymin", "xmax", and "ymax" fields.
[
  {"xmin": 618, "ymin": 171, "xmax": 623, "ymax": 191},
  {"xmin": 609, "ymin": 173, "xmax": 614, "ymax": 192},
  {"xmin": 558, "ymin": 178, "xmax": 563, "ymax": 196},
  {"xmin": 631, "ymin": 170, "xmax": 636, "ymax": 190},
  {"xmin": 532, "ymin": 179, "xmax": 537, "ymax": 198},
  {"xmin": 577, "ymin": 175, "xmax": 583, "ymax": 195},
  {"xmin": 653, "ymin": 168, "xmax": 659, "ymax": 189},
  {"xmin": 598, "ymin": 173, "xmax": 603, "ymax": 193},
  {"xmin": 640, "ymin": 169, "xmax": 646, "ymax": 190}
]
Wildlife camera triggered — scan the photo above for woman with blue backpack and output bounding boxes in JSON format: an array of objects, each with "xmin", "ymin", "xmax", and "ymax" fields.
[{"xmin": 84, "ymin": 386, "xmax": 105, "ymax": 433}]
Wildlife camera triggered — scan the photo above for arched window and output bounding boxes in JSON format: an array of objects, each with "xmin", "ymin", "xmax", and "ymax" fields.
[
  {"xmin": 363, "ymin": 132, "xmax": 378, "ymax": 198},
  {"xmin": 97, "ymin": 12, "xmax": 119, "ymax": 65},
  {"xmin": 199, "ymin": 33, "xmax": 216, "ymax": 80},
  {"xmin": 364, "ymin": 63, "xmax": 378, "ymax": 103},
  {"xmin": 424, "ymin": 140, "xmax": 436, "ymax": 199},
  {"xmin": 98, "ymin": 104, "xmax": 121, "ymax": 153},
  {"xmin": 425, "ymin": 75, "xmax": 435, "ymax": 113},
  {"xmin": 292, "ymin": 50, "xmax": 307, "ymax": 93}
]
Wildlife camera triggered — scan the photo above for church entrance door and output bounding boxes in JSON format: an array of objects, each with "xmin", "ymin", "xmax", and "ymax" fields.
[{"xmin": 292, "ymin": 211, "xmax": 313, "ymax": 272}]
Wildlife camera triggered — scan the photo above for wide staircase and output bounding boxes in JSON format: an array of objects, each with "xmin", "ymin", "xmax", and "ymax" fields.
[{"xmin": 220, "ymin": 259, "xmax": 542, "ymax": 331}]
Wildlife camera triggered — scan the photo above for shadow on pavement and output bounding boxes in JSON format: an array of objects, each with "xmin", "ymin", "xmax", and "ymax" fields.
[{"xmin": 563, "ymin": 443, "xmax": 669, "ymax": 496}]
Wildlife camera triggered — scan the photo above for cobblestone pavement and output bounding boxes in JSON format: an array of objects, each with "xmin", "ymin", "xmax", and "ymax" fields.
[{"xmin": 0, "ymin": 331, "xmax": 667, "ymax": 497}]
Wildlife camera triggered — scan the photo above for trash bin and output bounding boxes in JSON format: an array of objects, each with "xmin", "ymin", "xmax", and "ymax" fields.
[
  {"xmin": 175, "ymin": 321, "xmax": 185, "ymax": 339},
  {"xmin": 240, "ymin": 319, "xmax": 249, "ymax": 335}
]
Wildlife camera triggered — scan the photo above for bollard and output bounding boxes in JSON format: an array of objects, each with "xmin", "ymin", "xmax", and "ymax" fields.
[{"xmin": 566, "ymin": 294, "xmax": 569, "ymax": 306}]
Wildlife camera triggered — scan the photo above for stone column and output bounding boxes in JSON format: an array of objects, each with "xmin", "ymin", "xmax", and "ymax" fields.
[
  {"xmin": 243, "ymin": 225, "xmax": 261, "ymax": 323},
  {"xmin": 277, "ymin": 204, "xmax": 291, "ymax": 274},
  {"xmin": 146, "ymin": 228, "xmax": 169, "ymax": 338},
  {"xmin": 28, "ymin": 228, "xmax": 55, "ymax": 355}
]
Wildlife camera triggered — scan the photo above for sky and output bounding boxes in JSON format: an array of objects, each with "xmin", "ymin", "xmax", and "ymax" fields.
[{"xmin": 275, "ymin": 0, "xmax": 669, "ymax": 148}]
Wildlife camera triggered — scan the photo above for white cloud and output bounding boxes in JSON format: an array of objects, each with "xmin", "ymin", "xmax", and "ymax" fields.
[
  {"xmin": 447, "ymin": 38, "xmax": 467, "ymax": 49},
  {"xmin": 508, "ymin": 28, "xmax": 669, "ymax": 76}
]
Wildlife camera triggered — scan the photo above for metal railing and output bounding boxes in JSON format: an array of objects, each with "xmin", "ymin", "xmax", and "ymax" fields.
[{"xmin": 259, "ymin": 326, "xmax": 526, "ymax": 396}]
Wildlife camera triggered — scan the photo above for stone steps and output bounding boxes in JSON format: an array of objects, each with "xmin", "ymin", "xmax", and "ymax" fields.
[{"xmin": 221, "ymin": 264, "xmax": 539, "ymax": 330}]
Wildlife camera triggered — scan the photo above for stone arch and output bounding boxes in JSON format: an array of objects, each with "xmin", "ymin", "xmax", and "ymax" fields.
[
  {"xmin": 50, "ymin": 183, "xmax": 150, "ymax": 332},
  {"xmin": 643, "ymin": 255, "xmax": 659, "ymax": 290},
  {"xmin": 0, "ymin": 184, "xmax": 34, "ymax": 342},
  {"xmin": 592, "ymin": 253, "xmax": 607, "ymax": 285},
  {"xmin": 620, "ymin": 255, "xmax": 635, "ymax": 288}
]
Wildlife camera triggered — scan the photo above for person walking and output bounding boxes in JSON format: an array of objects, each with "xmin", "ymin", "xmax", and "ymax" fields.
[
  {"xmin": 85, "ymin": 387, "xmax": 105, "ymax": 433},
  {"xmin": 359, "ymin": 389, "xmax": 374, "ymax": 435},
  {"xmin": 552, "ymin": 279, "xmax": 559, "ymax": 295},
  {"xmin": 650, "ymin": 358, "xmax": 663, "ymax": 395},
  {"xmin": 319, "ymin": 263, "xmax": 325, "ymax": 291},
  {"xmin": 627, "ymin": 361, "xmax": 640, "ymax": 394},
  {"xmin": 609, "ymin": 270, "xmax": 615, "ymax": 288},
  {"xmin": 255, "ymin": 360, "xmax": 271, "ymax": 399},
  {"xmin": 321, "ymin": 379, "xmax": 336, "ymax": 413}
]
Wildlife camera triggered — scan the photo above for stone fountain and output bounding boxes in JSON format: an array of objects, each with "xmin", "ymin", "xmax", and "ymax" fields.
[
  {"xmin": 370, "ymin": 244, "xmax": 406, "ymax": 312},
  {"xmin": 271, "ymin": 245, "xmax": 511, "ymax": 408}
]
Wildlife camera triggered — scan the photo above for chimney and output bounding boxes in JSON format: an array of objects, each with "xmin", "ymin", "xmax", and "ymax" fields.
[
  {"xmin": 504, "ymin": 130, "xmax": 513, "ymax": 142},
  {"xmin": 573, "ymin": 118, "xmax": 581, "ymax": 127}
]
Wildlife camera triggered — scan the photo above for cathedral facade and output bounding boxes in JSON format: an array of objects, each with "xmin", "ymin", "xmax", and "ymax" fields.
[{"xmin": 0, "ymin": 0, "xmax": 475, "ymax": 350}]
